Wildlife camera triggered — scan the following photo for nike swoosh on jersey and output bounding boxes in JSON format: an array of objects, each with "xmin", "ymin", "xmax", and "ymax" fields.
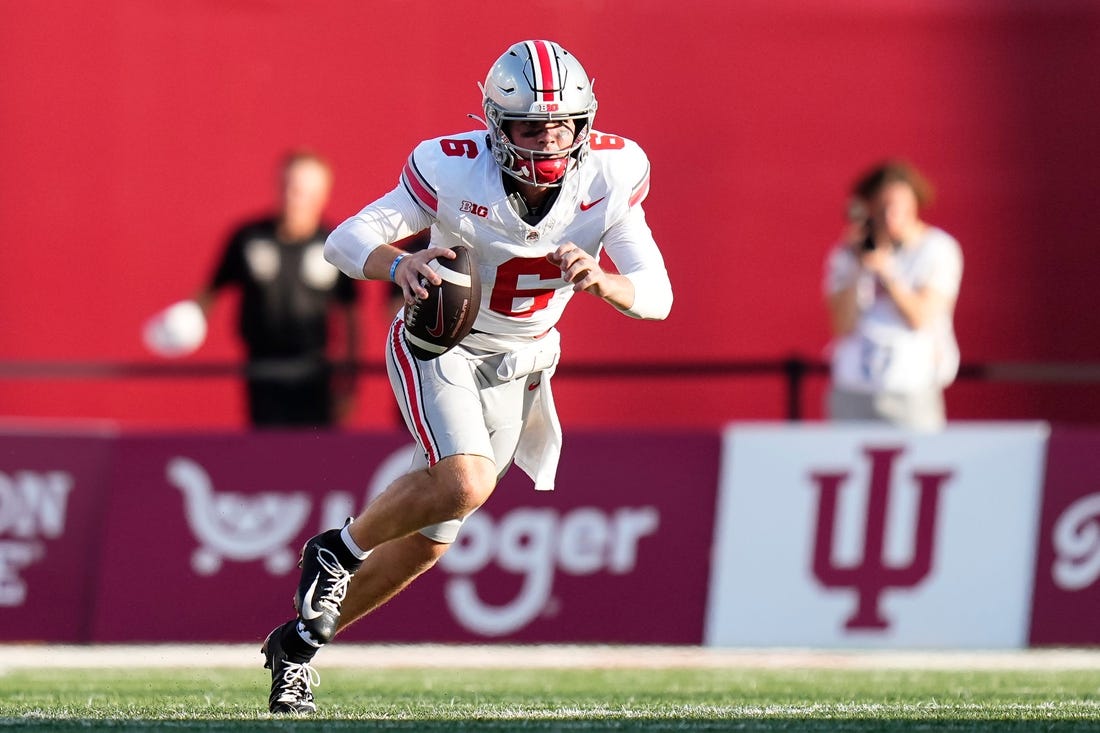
[
  {"xmin": 426, "ymin": 294, "xmax": 446, "ymax": 337},
  {"xmin": 299, "ymin": 577, "xmax": 323, "ymax": 620},
  {"xmin": 579, "ymin": 197, "xmax": 605, "ymax": 211}
]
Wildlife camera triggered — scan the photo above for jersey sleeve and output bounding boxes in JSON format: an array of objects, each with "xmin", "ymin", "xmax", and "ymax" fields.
[
  {"xmin": 601, "ymin": 202, "xmax": 673, "ymax": 320},
  {"xmin": 592, "ymin": 139, "xmax": 671, "ymax": 319},
  {"xmin": 208, "ymin": 226, "xmax": 248, "ymax": 291},
  {"xmin": 323, "ymin": 143, "xmax": 438, "ymax": 280},
  {"xmin": 596, "ymin": 134, "xmax": 652, "ymax": 211},
  {"xmin": 625, "ymin": 155, "xmax": 651, "ymax": 209}
]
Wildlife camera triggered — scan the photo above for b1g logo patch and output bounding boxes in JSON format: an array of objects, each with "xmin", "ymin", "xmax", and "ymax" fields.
[{"xmin": 460, "ymin": 200, "xmax": 489, "ymax": 218}]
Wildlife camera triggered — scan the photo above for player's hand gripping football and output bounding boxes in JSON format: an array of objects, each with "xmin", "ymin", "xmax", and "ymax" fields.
[{"xmin": 393, "ymin": 246, "xmax": 456, "ymax": 305}]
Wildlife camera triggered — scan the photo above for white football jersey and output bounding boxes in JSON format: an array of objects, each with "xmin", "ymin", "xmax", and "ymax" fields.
[{"xmin": 326, "ymin": 129, "xmax": 671, "ymax": 337}]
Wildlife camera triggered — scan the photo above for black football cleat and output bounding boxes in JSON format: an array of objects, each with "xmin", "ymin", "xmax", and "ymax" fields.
[
  {"xmin": 294, "ymin": 525, "xmax": 362, "ymax": 644},
  {"xmin": 262, "ymin": 623, "xmax": 319, "ymax": 715}
]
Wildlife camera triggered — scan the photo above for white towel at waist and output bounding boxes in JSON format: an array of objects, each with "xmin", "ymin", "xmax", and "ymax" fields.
[
  {"xmin": 461, "ymin": 328, "xmax": 563, "ymax": 491},
  {"xmin": 514, "ymin": 366, "xmax": 562, "ymax": 491}
]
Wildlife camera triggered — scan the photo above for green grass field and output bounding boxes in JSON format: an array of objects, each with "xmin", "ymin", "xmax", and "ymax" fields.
[{"xmin": 3, "ymin": 663, "xmax": 1099, "ymax": 732}]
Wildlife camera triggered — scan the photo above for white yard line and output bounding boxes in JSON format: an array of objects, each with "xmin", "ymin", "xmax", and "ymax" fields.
[{"xmin": 2, "ymin": 644, "xmax": 1099, "ymax": 672}]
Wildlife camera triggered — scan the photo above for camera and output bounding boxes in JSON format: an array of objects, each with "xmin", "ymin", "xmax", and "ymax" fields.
[
  {"xmin": 847, "ymin": 199, "xmax": 877, "ymax": 252},
  {"xmin": 860, "ymin": 219, "xmax": 877, "ymax": 252}
]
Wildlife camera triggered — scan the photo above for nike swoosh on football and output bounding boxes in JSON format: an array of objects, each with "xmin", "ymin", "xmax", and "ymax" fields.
[
  {"xmin": 299, "ymin": 577, "xmax": 323, "ymax": 620},
  {"xmin": 579, "ymin": 197, "xmax": 605, "ymax": 211},
  {"xmin": 426, "ymin": 294, "xmax": 446, "ymax": 338}
]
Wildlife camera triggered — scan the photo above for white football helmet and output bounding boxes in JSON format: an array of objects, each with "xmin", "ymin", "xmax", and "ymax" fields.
[{"xmin": 480, "ymin": 40, "xmax": 598, "ymax": 187}]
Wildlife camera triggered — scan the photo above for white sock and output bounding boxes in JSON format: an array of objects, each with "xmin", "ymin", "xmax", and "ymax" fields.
[{"xmin": 340, "ymin": 524, "xmax": 371, "ymax": 561}]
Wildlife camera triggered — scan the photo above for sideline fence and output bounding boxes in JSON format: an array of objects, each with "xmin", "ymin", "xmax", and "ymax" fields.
[{"xmin": 3, "ymin": 357, "xmax": 1100, "ymax": 420}]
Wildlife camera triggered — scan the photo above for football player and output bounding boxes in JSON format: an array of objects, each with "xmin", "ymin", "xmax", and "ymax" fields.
[{"xmin": 262, "ymin": 39, "xmax": 673, "ymax": 714}]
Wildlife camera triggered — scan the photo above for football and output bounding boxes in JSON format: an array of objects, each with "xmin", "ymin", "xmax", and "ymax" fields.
[{"xmin": 402, "ymin": 245, "xmax": 480, "ymax": 360}]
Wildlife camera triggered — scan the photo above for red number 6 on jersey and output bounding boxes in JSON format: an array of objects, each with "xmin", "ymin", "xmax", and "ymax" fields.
[
  {"xmin": 490, "ymin": 257, "xmax": 563, "ymax": 318},
  {"xmin": 589, "ymin": 133, "xmax": 625, "ymax": 150}
]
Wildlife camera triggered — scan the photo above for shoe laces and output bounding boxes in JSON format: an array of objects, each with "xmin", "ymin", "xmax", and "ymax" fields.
[
  {"xmin": 275, "ymin": 659, "xmax": 321, "ymax": 704},
  {"xmin": 314, "ymin": 548, "xmax": 351, "ymax": 613}
]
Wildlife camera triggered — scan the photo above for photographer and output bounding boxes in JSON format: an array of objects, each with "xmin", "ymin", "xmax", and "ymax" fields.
[{"xmin": 822, "ymin": 160, "xmax": 963, "ymax": 430}]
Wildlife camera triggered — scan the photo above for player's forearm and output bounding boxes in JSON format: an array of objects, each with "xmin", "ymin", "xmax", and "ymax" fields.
[
  {"xmin": 599, "ymin": 215, "xmax": 671, "ymax": 319},
  {"xmin": 325, "ymin": 186, "xmax": 432, "ymax": 279},
  {"xmin": 617, "ymin": 269, "xmax": 672, "ymax": 320},
  {"xmin": 591, "ymin": 272, "xmax": 635, "ymax": 311},
  {"xmin": 363, "ymin": 245, "xmax": 411, "ymax": 283}
]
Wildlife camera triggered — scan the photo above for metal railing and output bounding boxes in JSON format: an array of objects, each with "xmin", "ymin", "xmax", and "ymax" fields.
[{"xmin": 3, "ymin": 357, "xmax": 1100, "ymax": 420}]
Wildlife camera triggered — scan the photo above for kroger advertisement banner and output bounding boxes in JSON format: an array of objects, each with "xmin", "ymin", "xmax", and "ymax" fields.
[
  {"xmin": 705, "ymin": 423, "xmax": 1049, "ymax": 648},
  {"xmin": 1028, "ymin": 427, "xmax": 1100, "ymax": 645},
  {"xmin": 354, "ymin": 430, "xmax": 719, "ymax": 644},
  {"xmin": 88, "ymin": 431, "xmax": 410, "ymax": 642},
  {"xmin": 1, "ymin": 429, "xmax": 717, "ymax": 644},
  {"xmin": 0, "ymin": 427, "xmax": 118, "ymax": 641}
]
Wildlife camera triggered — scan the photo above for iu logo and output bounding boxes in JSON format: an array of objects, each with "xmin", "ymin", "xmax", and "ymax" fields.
[{"xmin": 810, "ymin": 446, "xmax": 952, "ymax": 630}]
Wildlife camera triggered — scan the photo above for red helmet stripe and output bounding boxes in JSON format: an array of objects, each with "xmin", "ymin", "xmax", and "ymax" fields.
[{"xmin": 527, "ymin": 40, "xmax": 559, "ymax": 102}]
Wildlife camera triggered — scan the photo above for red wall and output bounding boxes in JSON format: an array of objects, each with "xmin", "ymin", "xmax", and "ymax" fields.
[{"xmin": 2, "ymin": 0, "xmax": 1099, "ymax": 429}]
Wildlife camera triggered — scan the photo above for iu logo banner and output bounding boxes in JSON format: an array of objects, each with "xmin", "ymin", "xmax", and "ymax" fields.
[
  {"xmin": 704, "ymin": 423, "xmax": 1048, "ymax": 648},
  {"xmin": 810, "ymin": 446, "xmax": 952, "ymax": 630}
]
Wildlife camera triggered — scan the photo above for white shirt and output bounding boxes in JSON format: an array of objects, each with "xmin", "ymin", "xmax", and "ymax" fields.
[
  {"xmin": 824, "ymin": 226, "xmax": 963, "ymax": 393},
  {"xmin": 325, "ymin": 129, "xmax": 673, "ymax": 336}
]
